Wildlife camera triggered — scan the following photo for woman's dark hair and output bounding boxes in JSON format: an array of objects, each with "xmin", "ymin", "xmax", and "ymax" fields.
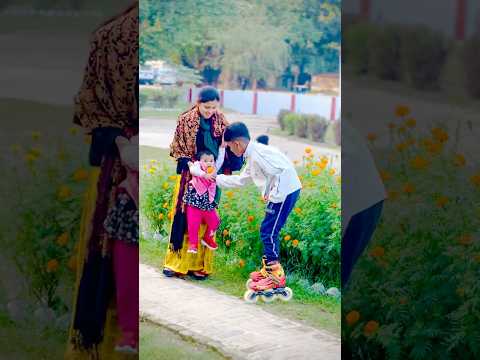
[
  {"xmin": 197, "ymin": 86, "xmax": 220, "ymax": 103},
  {"xmin": 224, "ymin": 122, "xmax": 250, "ymax": 142},
  {"xmin": 256, "ymin": 135, "xmax": 269, "ymax": 145},
  {"xmin": 196, "ymin": 150, "xmax": 215, "ymax": 160}
]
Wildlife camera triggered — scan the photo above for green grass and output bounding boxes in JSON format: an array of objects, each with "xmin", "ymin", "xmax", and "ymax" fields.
[
  {"xmin": 140, "ymin": 320, "xmax": 226, "ymax": 360},
  {"xmin": 139, "ymin": 237, "xmax": 340, "ymax": 335}
]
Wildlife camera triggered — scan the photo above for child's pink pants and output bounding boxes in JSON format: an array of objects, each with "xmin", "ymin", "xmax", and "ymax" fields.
[
  {"xmin": 186, "ymin": 205, "xmax": 220, "ymax": 248},
  {"xmin": 113, "ymin": 239, "xmax": 139, "ymax": 340}
]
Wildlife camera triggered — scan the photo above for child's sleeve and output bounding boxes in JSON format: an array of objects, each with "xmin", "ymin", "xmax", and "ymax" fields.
[
  {"xmin": 216, "ymin": 162, "xmax": 252, "ymax": 188},
  {"xmin": 188, "ymin": 161, "xmax": 205, "ymax": 177},
  {"xmin": 215, "ymin": 147, "xmax": 226, "ymax": 170}
]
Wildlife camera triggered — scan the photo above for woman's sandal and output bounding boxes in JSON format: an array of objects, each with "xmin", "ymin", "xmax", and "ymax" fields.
[
  {"xmin": 162, "ymin": 268, "xmax": 185, "ymax": 278},
  {"xmin": 189, "ymin": 270, "xmax": 209, "ymax": 280}
]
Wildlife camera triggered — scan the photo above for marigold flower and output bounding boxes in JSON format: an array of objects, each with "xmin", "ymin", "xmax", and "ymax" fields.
[
  {"xmin": 46, "ymin": 259, "xmax": 59, "ymax": 273},
  {"xmin": 226, "ymin": 191, "xmax": 234, "ymax": 198},
  {"xmin": 225, "ymin": 240, "xmax": 231, "ymax": 247},
  {"xmin": 294, "ymin": 207, "xmax": 302, "ymax": 214},
  {"xmin": 58, "ymin": 185, "xmax": 72, "ymax": 200},
  {"xmin": 247, "ymin": 215, "xmax": 254, "ymax": 222},
  {"xmin": 223, "ymin": 229, "xmax": 229, "ymax": 236},
  {"xmin": 158, "ymin": 213, "xmax": 164, "ymax": 220},
  {"xmin": 436, "ymin": 196, "xmax": 449, "ymax": 208},
  {"xmin": 311, "ymin": 169, "xmax": 321, "ymax": 176},
  {"xmin": 56, "ymin": 233, "xmax": 69, "ymax": 246},
  {"xmin": 403, "ymin": 183, "xmax": 415, "ymax": 194},
  {"xmin": 458, "ymin": 234, "xmax": 473, "ymax": 245},
  {"xmin": 346, "ymin": 310, "xmax": 360, "ymax": 326},
  {"xmin": 395, "ymin": 105, "xmax": 410, "ymax": 117},
  {"xmin": 367, "ymin": 133, "xmax": 377, "ymax": 142},
  {"xmin": 405, "ymin": 118, "xmax": 416, "ymax": 128},
  {"xmin": 305, "ymin": 147, "xmax": 312, "ymax": 154},
  {"xmin": 453, "ymin": 154, "xmax": 466, "ymax": 167},
  {"xmin": 238, "ymin": 259, "xmax": 245, "ymax": 268},
  {"xmin": 470, "ymin": 173, "xmax": 480, "ymax": 188},
  {"xmin": 410, "ymin": 156, "xmax": 428, "ymax": 170},
  {"xmin": 163, "ymin": 182, "xmax": 169, "ymax": 189},
  {"xmin": 364, "ymin": 320, "xmax": 379, "ymax": 336},
  {"xmin": 73, "ymin": 168, "xmax": 89, "ymax": 181},
  {"xmin": 292, "ymin": 239, "xmax": 299, "ymax": 247},
  {"xmin": 206, "ymin": 166, "xmax": 215, "ymax": 174},
  {"xmin": 329, "ymin": 168, "xmax": 336, "ymax": 176},
  {"xmin": 370, "ymin": 246, "xmax": 385, "ymax": 257},
  {"xmin": 431, "ymin": 127, "xmax": 448, "ymax": 143},
  {"xmin": 284, "ymin": 235, "xmax": 291, "ymax": 241}
]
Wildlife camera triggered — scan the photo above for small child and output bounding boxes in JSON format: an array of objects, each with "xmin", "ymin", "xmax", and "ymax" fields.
[
  {"xmin": 216, "ymin": 122, "xmax": 301, "ymax": 293},
  {"xmin": 183, "ymin": 148, "xmax": 225, "ymax": 253}
]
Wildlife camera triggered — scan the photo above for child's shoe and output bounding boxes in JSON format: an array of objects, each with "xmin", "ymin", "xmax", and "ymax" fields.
[
  {"xmin": 187, "ymin": 245, "xmax": 198, "ymax": 254},
  {"xmin": 246, "ymin": 256, "xmax": 268, "ymax": 289},
  {"xmin": 249, "ymin": 261, "xmax": 286, "ymax": 291},
  {"xmin": 115, "ymin": 332, "xmax": 138, "ymax": 354},
  {"xmin": 201, "ymin": 230, "xmax": 218, "ymax": 250}
]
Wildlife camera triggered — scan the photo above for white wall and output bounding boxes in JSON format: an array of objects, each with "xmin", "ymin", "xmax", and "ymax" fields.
[{"xmin": 257, "ymin": 91, "xmax": 292, "ymax": 116}]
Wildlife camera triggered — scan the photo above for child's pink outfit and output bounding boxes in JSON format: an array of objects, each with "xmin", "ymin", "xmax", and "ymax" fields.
[{"xmin": 183, "ymin": 149, "xmax": 225, "ymax": 253}]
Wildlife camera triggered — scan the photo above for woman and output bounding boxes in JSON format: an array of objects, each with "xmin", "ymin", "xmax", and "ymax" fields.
[
  {"xmin": 65, "ymin": 3, "xmax": 139, "ymax": 358},
  {"xmin": 163, "ymin": 86, "xmax": 243, "ymax": 279}
]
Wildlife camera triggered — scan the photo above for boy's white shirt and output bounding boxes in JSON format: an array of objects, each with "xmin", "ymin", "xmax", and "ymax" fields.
[
  {"xmin": 342, "ymin": 119, "xmax": 386, "ymax": 235},
  {"xmin": 188, "ymin": 147, "xmax": 225, "ymax": 177},
  {"xmin": 216, "ymin": 141, "xmax": 302, "ymax": 203}
]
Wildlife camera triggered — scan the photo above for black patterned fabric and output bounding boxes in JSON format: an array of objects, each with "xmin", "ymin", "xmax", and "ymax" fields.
[
  {"xmin": 103, "ymin": 192, "xmax": 139, "ymax": 244},
  {"xmin": 183, "ymin": 184, "xmax": 217, "ymax": 211}
]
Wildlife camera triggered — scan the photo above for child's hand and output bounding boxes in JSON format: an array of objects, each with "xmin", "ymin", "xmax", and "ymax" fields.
[{"xmin": 203, "ymin": 173, "xmax": 216, "ymax": 182}]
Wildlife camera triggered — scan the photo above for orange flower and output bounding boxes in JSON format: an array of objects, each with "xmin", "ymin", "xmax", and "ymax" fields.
[
  {"xmin": 305, "ymin": 147, "xmax": 312, "ymax": 154},
  {"xmin": 436, "ymin": 196, "xmax": 449, "ymax": 208},
  {"xmin": 367, "ymin": 133, "xmax": 377, "ymax": 142},
  {"xmin": 470, "ymin": 173, "xmax": 480, "ymax": 188},
  {"xmin": 458, "ymin": 234, "xmax": 473, "ymax": 246},
  {"xmin": 247, "ymin": 215, "xmax": 254, "ymax": 222},
  {"xmin": 395, "ymin": 105, "xmax": 410, "ymax": 117},
  {"xmin": 158, "ymin": 213, "xmax": 164, "ymax": 220},
  {"xmin": 223, "ymin": 229, "xmax": 229, "ymax": 237},
  {"xmin": 294, "ymin": 207, "xmax": 302, "ymax": 215},
  {"xmin": 56, "ymin": 232, "xmax": 69, "ymax": 247},
  {"xmin": 58, "ymin": 185, "xmax": 72, "ymax": 200},
  {"xmin": 405, "ymin": 118, "xmax": 416, "ymax": 128},
  {"xmin": 363, "ymin": 320, "xmax": 379, "ymax": 336},
  {"xmin": 169, "ymin": 175, "xmax": 177, "ymax": 181},
  {"xmin": 370, "ymin": 246, "xmax": 385, "ymax": 258},
  {"xmin": 284, "ymin": 235, "xmax": 291, "ymax": 241},
  {"xmin": 329, "ymin": 168, "xmax": 336, "ymax": 176},
  {"xmin": 379, "ymin": 170, "xmax": 391, "ymax": 182},
  {"xmin": 163, "ymin": 202, "xmax": 169, "ymax": 209},
  {"xmin": 410, "ymin": 156, "xmax": 428, "ymax": 170},
  {"xmin": 453, "ymin": 154, "xmax": 466, "ymax": 167},
  {"xmin": 311, "ymin": 169, "xmax": 321, "ymax": 176},
  {"xmin": 330, "ymin": 203, "xmax": 338, "ymax": 209},
  {"xmin": 73, "ymin": 168, "xmax": 89, "ymax": 181},
  {"xmin": 403, "ymin": 183, "xmax": 415, "ymax": 194},
  {"xmin": 427, "ymin": 142, "xmax": 443, "ymax": 155},
  {"xmin": 167, "ymin": 212, "xmax": 173, "ymax": 220},
  {"xmin": 431, "ymin": 127, "xmax": 448, "ymax": 143},
  {"xmin": 292, "ymin": 239, "xmax": 299, "ymax": 247},
  {"xmin": 46, "ymin": 259, "xmax": 59, "ymax": 273},
  {"xmin": 226, "ymin": 191, "xmax": 234, "ymax": 198},
  {"xmin": 346, "ymin": 310, "xmax": 360, "ymax": 326},
  {"xmin": 238, "ymin": 259, "xmax": 245, "ymax": 268},
  {"xmin": 225, "ymin": 240, "xmax": 231, "ymax": 247}
]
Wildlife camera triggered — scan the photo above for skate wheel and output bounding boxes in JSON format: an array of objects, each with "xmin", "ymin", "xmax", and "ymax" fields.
[
  {"xmin": 278, "ymin": 287, "xmax": 293, "ymax": 302},
  {"xmin": 260, "ymin": 290, "xmax": 276, "ymax": 303},
  {"xmin": 246, "ymin": 278, "xmax": 254, "ymax": 290},
  {"xmin": 244, "ymin": 290, "xmax": 258, "ymax": 303}
]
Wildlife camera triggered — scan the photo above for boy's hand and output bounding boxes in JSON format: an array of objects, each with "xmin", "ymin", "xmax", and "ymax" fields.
[{"xmin": 262, "ymin": 195, "xmax": 268, "ymax": 203}]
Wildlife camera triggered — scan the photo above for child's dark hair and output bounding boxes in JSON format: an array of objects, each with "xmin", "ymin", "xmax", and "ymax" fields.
[
  {"xmin": 256, "ymin": 134, "xmax": 269, "ymax": 145},
  {"xmin": 224, "ymin": 122, "xmax": 250, "ymax": 142},
  {"xmin": 197, "ymin": 86, "xmax": 220, "ymax": 103},
  {"xmin": 196, "ymin": 149, "xmax": 215, "ymax": 160}
]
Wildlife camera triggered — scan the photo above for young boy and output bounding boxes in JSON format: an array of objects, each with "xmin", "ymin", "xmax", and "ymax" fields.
[{"xmin": 216, "ymin": 122, "xmax": 301, "ymax": 292}]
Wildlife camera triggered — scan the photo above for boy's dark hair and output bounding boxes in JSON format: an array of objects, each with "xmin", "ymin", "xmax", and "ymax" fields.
[
  {"xmin": 256, "ymin": 134, "xmax": 269, "ymax": 145},
  {"xmin": 224, "ymin": 122, "xmax": 250, "ymax": 142},
  {"xmin": 196, "ymin": 149, "xmax": 215, "ymax": 160},
  {"xmin": 197, "ymin": 86, "xmax": 220, "ymax": 103}
]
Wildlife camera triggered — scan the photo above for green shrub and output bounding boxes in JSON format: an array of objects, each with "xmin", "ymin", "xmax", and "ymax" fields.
[
  {"xmin": 284, "ymin": 113, "xmax": 302, "ymax": 135},
  {"xmin": 344, "ymin": 22, "xmax": 377, "ymax": 74},
  {"xmin": 139, "ymin": 91, "xmax": 148, "ymax": 108},
  {"xmin": 369, "ymin": 25, "xmax": 402, "ymax": 81},
  {"xmin": 324, "ymin": 120, "xmax": 341, "ymax": 146},
  {"xmin": 307, "ymin": 115, "xmax": 329, "ymax": 142},
  {"xmin": 463, "ymin": 36, "xmax": 480, "ymax": 99},
  {"xmin": 139, "ymin": 87, "xmax": 185, "ymax": 109},
  {"xmin": 277, "ymin": 109, "xmax": 291, "ymax": 130},
  {"xmin": 401, "ymin": 26, "xmax": 447, "ymax": 90},
  {"xmin": 295, "ymin": 116, "xmax": 308, "ymax": 138}
]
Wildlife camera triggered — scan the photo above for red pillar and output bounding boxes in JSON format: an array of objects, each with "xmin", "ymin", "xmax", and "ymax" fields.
[
  {"xmin": 252, "ymin": 92, "xmax": 258, "ymax": 115},
  {"xmin": 360, "ymin": 0, "xmax": 371, "ymax": 19},
  {"xmin": 290, "ymin": 94, "xmax": 296, "ymax": 112},
  {"xmin": 455, "ymin": 0, "xmax": 466, "ymax": 40},
  {"xmin": 330, "ymin": 97, "xmax": 337, "ymax": 121}
]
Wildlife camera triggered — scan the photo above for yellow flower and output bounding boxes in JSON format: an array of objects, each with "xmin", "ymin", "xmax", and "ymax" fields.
[
  {"xmin": 31, "ymin": 131, "xmax": 41, "ymax": 141},
  {"xmin": 431, "ymin": 127, "xmax": 448, "ymax": 143},
  {"xmin": 405, "ymin": 118, "xmax": 416, "ymax": 128},
  {"xmin": 46, "ymin": 259, "xmax": 59, "ymax": 273},
  {"xmin": 238, "ymin": 259, "xmax": 245, "ymax": 268},
  {"xmin": 458, "ymin": 234, "xmax": 473, "ymax": 246},
  {"xmin": 346, "ymin": 310, "xmax": 360, "ymax": 326},
  {"xmin": 56, "ymin": 232, "xmax": 69, "ymax": 247},
  {"xmin": 330, "ymin": 203, "xmax": 338, "ymax": 209},
  {"xmin": 163, "ymin": 182, "xmax": 169, "ymax": 190},
  {"xmin": 367, "ymin": 133, "xmax": 377, "ymax": 142},
  {"xmin": 311, "ymin": 169, "xmax": 321, "ymax": 176},
  {"xmin": 163, "ymin": 202, "xmax": 169, "ymax": 209},
  {"xmin": 305, "ymin": 147, "xmax": 313, "ymax": 154},
  {"xmin": 329, "ymin": 168, "xmax": 336, "ymax": 176},
  {"xmin": 169, "ymin": 175, "xmax": 177, "ymax": 181},
  {"xmin": 410, "ymin": 156, "xmax": 428, "ymax": 170},
  {"xmin": 73, "ymin": 168, "xmax": 89, "ymax": 181},
  {"xmin": 453, "ymin": 154, "xmax": 466, "ymax": 167},
  {"xmin": 144, "ymin": 165, "xmax": 148, "ymax": 171},
  {"xmin": 148, "ymin": 168, "xmax": 156, "ymax": 174},
  {"xmin": 470, "ymin": 173, "xmax": 480, "ymax": 188},
  {"xmin": 167, "ymin": 212, "xmax": 173, "ymax": 220},
  {"xmin": 292, "ymin": 239, "xmax": 299, "ymax": 247},
  {"xmin": 436, "ymin": 196, "xmax": 449, "ymax": 208},
  {"xmin": 403, "ymin": 182, "xmax": 415, "ymax": 194},
  {"xmin": 395, "ymin": 105, "xmax": 410, "ymax": 117},
  {"xmin": 370, "ymin": 246, "xmax": 385, "ymax": 258},
  {"xmin": 226, "ymin": 191, "xmax": 234, "ymax": 198},
  {"xmin": 363, "ymin": 320, "xmax": 380, "ymax": 336},
  {"xmin": 294, "ymin": 207, "xmax": 302, "ymax": 215},
  {"xmin": 158, "ymin": 213, "xmax": 164, "ymax": 220},
  {"xmin": 58, "ymin": 185, "xmax": 72, "ymax": 200},
  {"xmin": 150, "ymin": 159, "xmax": 157, "ymax": 164},
  {"xmin": 223, "ymin": 229, "xmax": 229, "ymax": 237},
  {"xmin": 284, "ymin": 235, "xmax": 291, "ymax": 241}
]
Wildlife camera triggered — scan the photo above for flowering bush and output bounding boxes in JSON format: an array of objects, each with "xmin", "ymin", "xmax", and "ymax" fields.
[
  {"xmin": 141, "ymin": 148, "xmax": 341, "ymax": 286},
  {"xmin": 343, "ymin": 106, "xmax": 480, "ymax": 358}
]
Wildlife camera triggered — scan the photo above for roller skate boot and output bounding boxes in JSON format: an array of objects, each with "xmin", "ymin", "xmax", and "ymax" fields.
[
  {"xmin": 244, "ymin": 262, "xmax": 293, "ymax": 303},
  {"xmin": 246, "ymin": 256, "xmax": 268, "ymax": 289}
]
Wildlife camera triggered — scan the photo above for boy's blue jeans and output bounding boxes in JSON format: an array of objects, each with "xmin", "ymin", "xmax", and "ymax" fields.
[{"xmin": 260, "ymin": 189, "xmax": 301, "ymax": 263}]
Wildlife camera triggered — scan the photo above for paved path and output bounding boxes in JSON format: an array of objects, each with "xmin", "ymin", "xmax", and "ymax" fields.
[
  {"xmin": 139, "ymin": 264, "xmax": 341, "ymax": 360},
  {"xmin": 140, "ymin": 113, "xmax": 341, "ymax": 171}
]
